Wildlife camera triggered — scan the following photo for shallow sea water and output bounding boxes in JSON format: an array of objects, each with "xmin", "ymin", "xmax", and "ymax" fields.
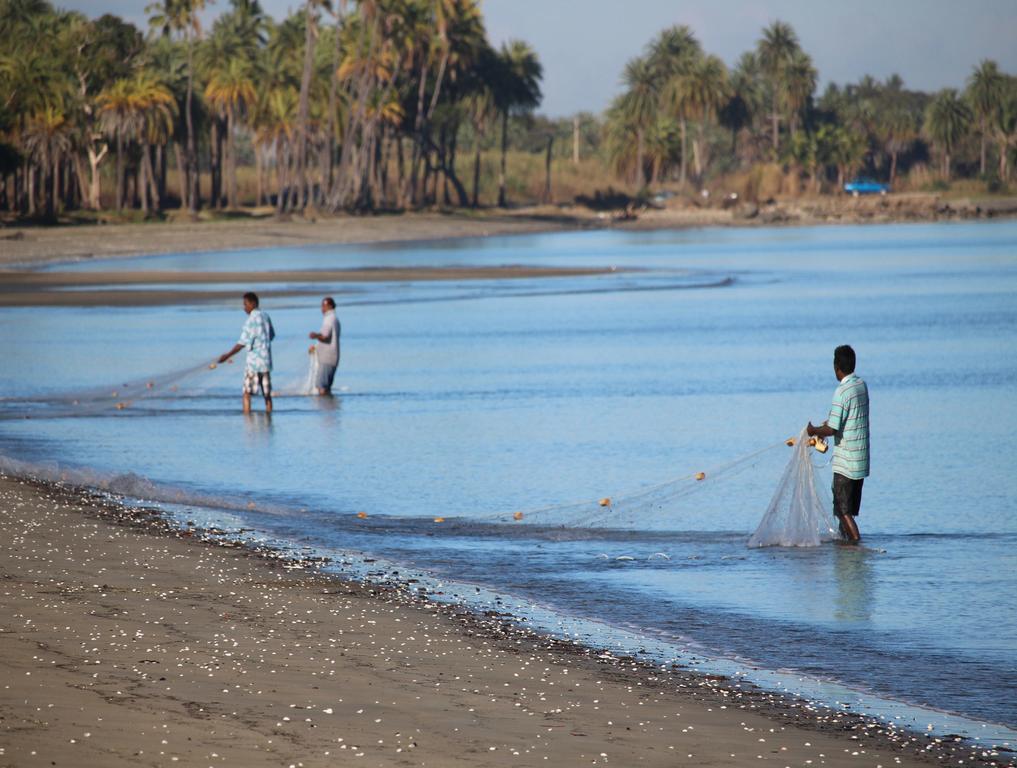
[{"xmin": 2, "ymin": 221, "xmax": 1016, "ymax": 735}]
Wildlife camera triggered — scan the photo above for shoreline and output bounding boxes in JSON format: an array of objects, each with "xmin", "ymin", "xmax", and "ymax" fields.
[
  {"xmin": 1, "ymin": 473, "xmax": 1011, "ymax": 767},
  {"xmin": 0, "ymin": 211, "xmax": 587, "ymax": 270},
  {"xmin": 2, "ymin": 197, "xmax": 1016, "ymax": 271}
]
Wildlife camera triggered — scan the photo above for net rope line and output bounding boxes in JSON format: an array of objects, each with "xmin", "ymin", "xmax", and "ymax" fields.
[
  {"xmin": 479, "ymin": 437, "xmax": 801, "ymax": 528},
  {"xmin": 0, "ymin": 353, "xmax": 322, "ymax": 420}
]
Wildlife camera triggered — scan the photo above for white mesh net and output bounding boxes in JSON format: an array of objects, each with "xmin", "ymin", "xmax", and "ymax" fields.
[
  {"xmin": 481, "ymin": 441, "xmax": 787, "ymax": 532},
  {"xmin": 747, "ymin": 428, "xmax": 837, "ymax": 548}
]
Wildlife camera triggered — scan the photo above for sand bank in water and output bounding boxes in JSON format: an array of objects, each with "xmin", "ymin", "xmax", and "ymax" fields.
[
  {"xmin": 0, "ymin": 476, "xmax": 1003, "ymax": 767},
  {"xmin": 0, "ymin": 266, "xmax": 620, "ymax": 307},
  {"xmin": 0, "ymin": 211, "xmax": 581, "ymax": 269}
]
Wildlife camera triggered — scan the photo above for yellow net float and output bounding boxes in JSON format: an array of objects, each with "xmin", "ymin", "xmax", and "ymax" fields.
[{"xmin": 695, "ymin": 472, "xmax": 706, "ymax": 481}]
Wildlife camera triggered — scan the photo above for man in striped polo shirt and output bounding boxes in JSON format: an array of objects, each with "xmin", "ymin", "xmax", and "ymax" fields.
[{"xmin": 807, "ymin": 345, "xmax": 870, "ymax": 544}]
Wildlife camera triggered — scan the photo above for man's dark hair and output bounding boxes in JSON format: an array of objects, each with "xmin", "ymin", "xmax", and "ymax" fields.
[
  {"xmin": 243, "ymin": 292, "xmax": 259, "ymax": 307},
  {"xmin": 323, "ymin": 296, "xmax": 336, "ymax": 309},
  {"xmin": 834, "ymin": 345, "xmax": 856, "ymax": 374}
]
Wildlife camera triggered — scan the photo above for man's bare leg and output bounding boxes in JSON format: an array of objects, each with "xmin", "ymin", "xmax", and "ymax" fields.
[
  {"xmin": 242, "ymin": 392, "xmax": 252, "ymax": 414},
  {"xmin": 264, "ymin": 395, "xmax": 272, "ymax": 413},
  {"xmin": 837, "ymin": 514, "xmax": 861, "ymax": 544}
]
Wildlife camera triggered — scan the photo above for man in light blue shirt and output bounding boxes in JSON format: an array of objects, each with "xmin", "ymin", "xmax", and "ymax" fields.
[
  {"xmin": 218, "ymin": 292, "xmax": 275, "ymax": 414},
  {"xmin": 808, "ymin": 345, "xmax": 870, "ymax": 544}
]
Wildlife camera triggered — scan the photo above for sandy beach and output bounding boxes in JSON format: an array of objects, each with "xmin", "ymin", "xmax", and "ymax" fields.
[
  {"xmin": 0, "ymin": 476, "xmax": 1008, "ymax": 768},
  {"xmin": 0, "ymin": 211, "xmax": 583, "ymax": 269},
  {"xmin": 3, "ymin": 196, "xmax": 1014, "ymax": 272}
]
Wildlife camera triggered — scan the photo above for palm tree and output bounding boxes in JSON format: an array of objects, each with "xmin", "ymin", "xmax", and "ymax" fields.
[
  {"xmin": 258, "ymin": 86, "xmax": 298, "ymax": 212},
  {"xmin": 21, "ymin": 106, "xmax": 71, "ymax": 218},
  {"xmin": 97, "ymin": 78, "xmax": 139, "ymax": 211},
  {"xmin": 719, "ymin": 52, "xmax": 763, "ymax": 164},
  {"xmin": 205, "ymin": 59, "xmax": 257, "ymax": 208},
  {"xmin": 925, "ymin": 89, "xmax": 973, "ymax": 180},
  {"xmin": 783, "ymin": 50, "xmax": 816, "ymax": 141},
  {"xmin": 147, "ymin": 0, "xmax": 207, "ymax": 214},
  {"xmin": 875, "ymin": 77, "xmax": 918, "ymax": 187},
  {"xmin": 493, "ymin": 39, "xmax": 542, "ymax": 207},
  {"xmin": 649, "ymin": 25, "xmax": 701, "ymax": 186},
  {"xmin": 966, "ymin": 60, "xmax": 1005, "ymax": 176},
  {"xmin": 817, "ymin": 123, "xmax": 866, "ymax": 191},
  {"xmin": 991, "ymin": 77, "xmax": 1017, "ymax": 183},
  {"xmin": 674, "ymin": 54, "xmax": 729, "ymax": 183},
  {"xmin": 296, "ymin": 0, "xmax": 330, "ymax": 211},
  {"xmin": 132, "ymin": 72, "xmax": 176, "ymax": 214},
  {"xmin": 756, "ymin": 20, "xmax": 800, "ymax": 156},
  {"xmin": 619, "ymin": 57, "xmax": 658, "ymax": 186}
]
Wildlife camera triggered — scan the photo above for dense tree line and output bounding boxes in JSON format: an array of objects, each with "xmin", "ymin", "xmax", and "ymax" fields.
[
  {"xmin": 3, "ymin": 4, "xmax": 1016, "ymax": 220},
  {"xmin": 0, "ymin": 0, "xmax": 542, "ymax": 218},
  {"xmin": 605, "ymin": 21, "xmax": 1017, "ymax": 193}
]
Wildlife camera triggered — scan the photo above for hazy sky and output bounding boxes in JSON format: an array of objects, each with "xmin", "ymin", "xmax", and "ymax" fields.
[{"xmin": 65, "ymin": 0, "xmax": 1017, "ymax": 117}]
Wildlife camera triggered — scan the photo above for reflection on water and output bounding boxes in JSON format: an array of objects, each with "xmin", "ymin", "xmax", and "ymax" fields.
[
  {"xmin": 3, "ymin": 221, "xmax": 1017, "ymax": 729},
  {"xmin": 833, "ymin": 545, "xmax": 875, "ymax": 624},
  {"xmin": 242, "ymin": 411, "xmax": 275, "ymax": 441}
]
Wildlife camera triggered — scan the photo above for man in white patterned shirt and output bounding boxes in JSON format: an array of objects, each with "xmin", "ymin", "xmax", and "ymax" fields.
[
  {"xmin": 808, "ymin": 345, "xmax": 870, "ymax": 544},
  {"xmin": 218, "ymin": 292, "xmax": 275, "ymax": 414}
]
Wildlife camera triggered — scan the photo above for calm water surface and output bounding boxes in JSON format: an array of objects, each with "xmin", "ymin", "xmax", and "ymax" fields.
[{"xmin": 2, "ymin": 221, "xmax": 1016, "ymax": 734}]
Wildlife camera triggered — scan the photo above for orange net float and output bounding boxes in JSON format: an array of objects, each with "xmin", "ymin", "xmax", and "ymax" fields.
[
  {"xmin": 695, "ymin": 472, "xmax": 706, "ymax": 481},
  {"xmin": 599, "ymin": 498, "xmax": 611, "ymax": 507},
  {"xmin": 356, "ymin": 511, "xmax": 368, "ymax": 519},
  {"xmin": 513, "ymin": 511, "xmax": 524, "ymax": 521}
]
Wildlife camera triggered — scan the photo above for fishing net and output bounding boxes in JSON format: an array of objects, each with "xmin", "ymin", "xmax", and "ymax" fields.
[
  {"xmin": 480, "ymin": 441, "xmax": 787, "ymax": 531},
  {"xmin": 747, "ymin": 428, "xmax": 837, "ymax": 548},
  {"xmin": 0, "ymin": 360, "xmax": 228, "ymax": 420},
  {"xmin": 300, "ymin": 350, "xmax": 320, "ymax": 396},
  {"xmin": 0, "ymin": 350, "xmax": 330, "ymax": 422}
]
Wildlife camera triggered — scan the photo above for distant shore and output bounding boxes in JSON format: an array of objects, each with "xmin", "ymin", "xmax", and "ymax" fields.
[
  {"xmin": 1, "ymin": 475, "xmax": 1002, "ymax": 768},
  {"xmin": 2, "ymin": 195, "xmax": 1015, "ymax": 271}
]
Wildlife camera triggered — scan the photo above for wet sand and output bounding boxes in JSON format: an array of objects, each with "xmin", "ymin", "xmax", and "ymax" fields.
[
  {"xmin": 0, "ymin": 266, "xmax": 621, "ymax": 307},
  {"xmin": 1, "ymin": 475, "xmax": 1006, "ymax": 768},
  {"xmin": 0, "ymin": 211, "xmax": 583, "ymax": 269}
]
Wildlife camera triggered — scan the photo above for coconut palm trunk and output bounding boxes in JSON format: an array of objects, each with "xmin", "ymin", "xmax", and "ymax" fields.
[
  {"xmin": 227, "ymin": 107, "xmax": 238, "ymax": 208},
  {"xmin": 679, "ymin": 117, "xmax": 688, "ymax": 187},
  {"xmin": 472, "ymin": 139, "xmax": 481, "ymax": 208},
  {"xmin": 296, "ymin": 0, "xmax": 317, "ymax": 211},
  {"xmin": 143, "ymin": 144, "xmax": 160, "ymax": 212},
  {"xmin": 497, "ymin": 109, "xmax": 508, "ymax": 207},
  {"xmin": 210, "ymin": 121, "xmax": 221, "ymax": 209},
  {"xmin": 114, "ymin": 130, "xmax": 125, "ymax": 212},
  {"xmin": 139, "ymin": 146, "xmax": 150, "ymax": 215},
  {"xmin": 185, "ymin": 25, "xmax": 198, "ymax": 214},
  {"xmin": 635, "ymin": 127, "xmax": 644, "ymax": 186}
]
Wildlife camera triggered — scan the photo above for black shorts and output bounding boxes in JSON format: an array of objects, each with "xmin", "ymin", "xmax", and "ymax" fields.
[{"xmin": 832, "ymin": 473, "xmax": 864, "ymax": 517}]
